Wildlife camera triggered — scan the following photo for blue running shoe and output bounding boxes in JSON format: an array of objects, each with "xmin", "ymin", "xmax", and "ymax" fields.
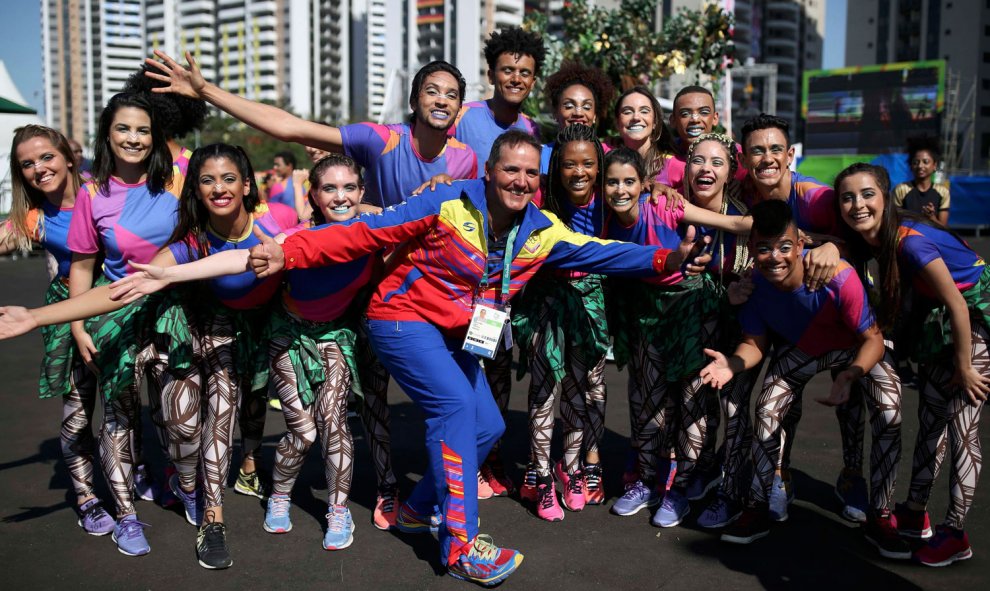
[
  {"xmin": 698, "ymin": 492, "xmax": 742, "ymax": 529},
  {"xmin": 611, "ymin": 481, "xmax": 661, "ymax": 516},
  {"xmin": 133, "ymin": 463, "xmax": 157, "ymax": 503},
  {"xmin": 835, "ymin": 469, "xmax": 868, "ymax": 523},
  {"xmin": 264, "ymin": 493, "xmax": 293, "ymax": 533},
  {"xmin": 685, "ymin": 467, "xmax": 723, "ymax": 501},
  {"xmin": 447, "ymin": 534, "xmax": 523, "ymax": 586},
  {"xmin": 652, "ymin": 488, "xmax": 690, "ymax": 528},
  {"xmin": 769, "ymin": 473, "xmax": 793, "ymax": 522},
  {"xmin": 169, "ymin": 472, "xmax": 203, "ymax": 526},
  {"xmin": 77, "ymin": 498, "xmax": 115, "ymax": 535},
  {"xmin": 323, "ymin": 505, "xmax": 355, "ymax": 550},
  {"xmin": 112, "ymin": 514, "xmax": 151, "ymax": 556}
]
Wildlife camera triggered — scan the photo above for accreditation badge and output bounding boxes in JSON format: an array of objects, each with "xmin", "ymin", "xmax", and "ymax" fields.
[{"xmin": 462, "ymin": 304, "xmax": 509, "ymax": 359}]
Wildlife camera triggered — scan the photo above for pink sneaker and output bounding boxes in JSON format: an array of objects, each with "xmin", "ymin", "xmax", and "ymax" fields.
[
  {"xmin": 477, "ymin": 471, "xmax": 495, "ymax": 500},
  {"xmin": 535, "ymin": 477, "xmax": 564, "ymax": 522},
  {"xmin": 480, "ymin": 459, "xmax": 514, "ymax": 497},
  {"xmin": 555, "ymin": 461, "xmax": 586, "ymax": 512}
]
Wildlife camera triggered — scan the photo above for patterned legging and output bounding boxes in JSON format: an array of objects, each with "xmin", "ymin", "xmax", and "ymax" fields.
[
  {"xmin": 270, "ymin": 337, "xmax": 354, "ymax": 505},
  {"xmin": 356, "ymin": 328, "xmax": 397, "ymax": 491},
  {"xmin": 60, "ymin": 363, "xmax": 99, "ymax": 499},
  {"xmin": 153, "ymin": 316, "xmax": 240, "ymax": 510},
  {"xmin": 99, "ymin": 384, "xmax": 141, "ymax": 517},
  {"xmin": 750, "ymin": 345, "xmax": 902, "ymax": 513},
  {"xmin": 907, "ymin": 319, "xmax": 987, "ymax": 529},
  {"xmin": 133, "ymin": 342, "xmax": 171, "ymax": 466},
  {"xmin": 527, "ymin": 334, "xmax": 607, "ymax": 476}
]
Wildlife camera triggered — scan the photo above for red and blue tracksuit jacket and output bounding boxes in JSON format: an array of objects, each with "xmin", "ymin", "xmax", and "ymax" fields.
[{"xmin": 281, "ymin": 179, "xmax": 674, "ymax": 337}]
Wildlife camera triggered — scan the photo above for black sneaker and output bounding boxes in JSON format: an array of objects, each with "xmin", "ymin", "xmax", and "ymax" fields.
[
  {"xmin": 720, "ymin": 505, "xmax": 771, "ymax": 544},
  {"xmin": 197, "ymin": 522, "xmax": 233, "ymax": 569}
]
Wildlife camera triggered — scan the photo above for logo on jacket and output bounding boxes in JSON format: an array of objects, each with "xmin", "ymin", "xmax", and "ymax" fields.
[{"xmin": 462, "ymin": 221, "xmax": 476, "ymax": 232}]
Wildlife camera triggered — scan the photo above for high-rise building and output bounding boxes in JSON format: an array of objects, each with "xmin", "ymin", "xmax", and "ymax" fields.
[
  {"xmin": 42, "ymin": 0, "xmax": 146, "ymax": 144},
  {"xmin": 845, "ymin": 0, "xmax": 990, "ymax": 160},
  {"xmin": 350, "ymin": 0, "xmax": 406, "ymax": 122}
]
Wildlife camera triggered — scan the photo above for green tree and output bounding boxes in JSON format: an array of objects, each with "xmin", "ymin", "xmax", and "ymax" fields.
[{"xmin": 195, "ymin": 102, "xmax": 312, "ymax": 174}]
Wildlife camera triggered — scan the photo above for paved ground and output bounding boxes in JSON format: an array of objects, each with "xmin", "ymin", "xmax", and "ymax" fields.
[{"xmin": 0, "ymin": 241, "xmax": 988, "ymax": 590}]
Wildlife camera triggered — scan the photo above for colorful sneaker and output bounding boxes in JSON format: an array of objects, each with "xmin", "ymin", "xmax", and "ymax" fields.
[
  {"xmin": 864, "ymin": 510, "xmax": 911, "ymax": 560},
  {"xmin": 196, "ymin": 521, "xmax": 233, "ymax": 569},
  {"xmin": 323, "ymin": 505, "xmax": 355, "ymax": 550},
  {"xmin": 611, "ymin": 480, "xmax": 660, "ymax": 516},
  {"xmin": 169, "ymin": 472, "xmax": 203, "ymax": 527},
  {"xmin": 914, "ymin": 525, "xmax": 973, "ymax": 567},
  {"xmin": 652, "ymin": 488, "xmax": 690, "ymax": 528},
  {"xmin": 518, "ymin": 466, "xmax": 538, "ymax": 503},
  {"xmin": 893, "ymin": 502, "xmax": 932, "ymax": 539},
  {"xmin": 721, "ymin": 505, "xmax": 771, "ymax": 544},
  {"xmin": 583, "ymin": 463, "xmax": 604, "ymax": 505},
  {"xmin": 112, "ymin": 514, "xmax": 151, "ymax": 556},
  {"xmin": 535, "ymin": 475, "xmax": 564, "ymax": 522},
  {"xmin": 263, "ymin": 493, "xmax": 293, "ymax": 533},
  {"xmin": 447, "ymin": 534, "xmax": 524, "ymax": 586},
  {"xmin": 697, "ymin": 492, "xmax": 742, "ymax": 529},
  {"xmin": 477, "ymin": 471, "xmax": 495, "ymax": 500},
  {"xmin": 663, "ymin": 458, "xmax": 678, "ymax": 492},
  {"xmin": 268, "ymin": 397, "xmax": 282, "ymax": 411},
  {"xmin": 396, "ymin": 503, "xmax": 441, "ymax": 534},
  {"xmin": 77, "ymin": 498, "xmax": 115, "ymax": 536},
  {"xmin": 555, "ymin": 461, "xmax": 586, "ymax": 512},
  {"xmin": 769, "ymin": 473, "xmax": 794, "ymax": 522},
  {"xmin": 835, "ymin": 469, "xmax": 868, "ymax": 523},
  {"xmin": 234, "ymin": 468, "xmax": 269, "ymax": 500},
  {"xmin": 133, "ymin": 464, "xmax": 157, "ymax": 503},
  {"xmin": 480, "ymin": 458, "xmax": 514, "ymax": 497},
  {"xmin": 373, "ymin": 486, "xmax": 400, "ymax": 531},
  {"xmin": 685, "ymin": 466, "xmax": 723, "ymax": 501},
  {"xmin": 160, "ymin": 465, "xmax": 180, "ymax": 508}
]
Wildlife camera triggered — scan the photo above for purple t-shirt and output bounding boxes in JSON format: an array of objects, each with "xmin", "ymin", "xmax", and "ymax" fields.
[
  {"xmin": 266, "ymin": 176, "xmax": 297, "ymax": 210},
  {"xmin": 67, "ymin": 178, "xmax": 180, "ymax": 281},
  {"xmin": 605, "ymin": 194, "xmax": 685, "ymax": 285},
  {"xmin": 897, "ymin": 220, "xmax": 987, "ymax": 300},
  {"xmin": 452, "ymin": 100, "xmax": 539, "ymax": 177},
  {"xmin": 169, "ymin": 202, "xmax": 298, "ymax": 310},
  {"xmin": 742, "ymin": 172, "xmax": 839, "ymax": 236},
  {"xmin": 340, "ymin": 122, "xmax": 478, "ymax": 208},
  {"xmin": 739, "ymin": 261, "xmax": 876, "ymax": 357}
]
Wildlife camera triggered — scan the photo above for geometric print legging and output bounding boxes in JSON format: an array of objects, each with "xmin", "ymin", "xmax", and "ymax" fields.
[
  {"xmin": 749, "ymin": 344, "xmax": 902, "ymax": 514},
  {"xmin": 908, "ymin": 318, "xmax": 987, "ymax": 530},
  {"xmin": 269, "ymin": 337, "xmax": 353, "ymax": 506},
  {"xmin": 60, "ymin": 362, "xmax": 99, "ymax": 500},
  {"xmin": 155, "ymin": 315, "xmax": 239, "ymax": 511}
]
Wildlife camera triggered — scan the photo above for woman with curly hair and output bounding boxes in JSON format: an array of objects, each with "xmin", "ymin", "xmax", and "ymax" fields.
[
  {"xmin": 0, "ymin": 125, "xmax": 113, "ymax": 535},
  {"xmin": 539, "ymin": 61, "xmax": 615, "ymax": 174}
]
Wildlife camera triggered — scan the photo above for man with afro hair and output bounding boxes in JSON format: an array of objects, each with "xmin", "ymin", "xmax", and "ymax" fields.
[{"xmin": 452, "ymin": 26, "xmax": 546, "ymax": 177}]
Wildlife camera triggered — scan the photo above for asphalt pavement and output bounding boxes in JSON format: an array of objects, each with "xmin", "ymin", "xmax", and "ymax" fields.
[{"xmin": 0, "ymin": 241, "xmax": 988, "ymax": 590}]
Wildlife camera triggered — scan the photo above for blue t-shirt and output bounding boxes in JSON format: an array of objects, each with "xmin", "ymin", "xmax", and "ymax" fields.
[{"xmin": 452, "ymin": 100, "xmax": 539, "ymax": 177}]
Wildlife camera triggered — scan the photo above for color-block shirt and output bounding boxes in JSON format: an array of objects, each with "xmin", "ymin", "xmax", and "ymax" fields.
[
  {"xmin": 605, "ymin": 194, "xmax": 686, "ymax": 286},
  {"xmin": 742, "ymin": 172, "xmax": 839, "ymax": 236},
  {"xmin": 740, "ymin": 261, "xmax": 876, "ymax": 356},
  {"xmin": 340, "ymin": 122, "xmax": 478, "ymax": 208},
  {"xmin": 67, "ymin": 178, "xmax": 180, "ymax": 281},
  {"xmin": 897, "ymin": 220, "xmax": 986, "ymax": 300},
  {"xmin": 169, "ymin": 202, "xmax": 299, "ymax": 310},
  {"xmin": 20, "ymin": 201, "xmax": 75, "ymax": 278},
  {"xmin": 452, "ymin": 101, "xmax": 540, "ymax": 177}
]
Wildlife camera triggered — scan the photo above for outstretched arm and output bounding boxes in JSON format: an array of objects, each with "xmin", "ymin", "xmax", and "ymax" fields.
[
  {"xmin": 145, "ymin": 51, "xmax": 344, "ymax": 153},
  {"xmin": 700, "ymin": 333, "xmax": 767, "ymax": 388},
  {"xmin": 681, "ymin": 201, "xmax": 752, "ymax": 234}
]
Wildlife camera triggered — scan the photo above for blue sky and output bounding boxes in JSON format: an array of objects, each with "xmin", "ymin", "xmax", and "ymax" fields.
[{"xmin": 1, "ymin": 0, "xmax": 849, "ymax": 120}]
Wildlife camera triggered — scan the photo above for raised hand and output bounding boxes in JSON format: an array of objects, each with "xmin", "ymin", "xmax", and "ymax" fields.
[
  {"xmin": 109, "ymin": 261, "xmax": 170, "ymax": 304},
  {"xmin": 0, "ymin": 306, "xmax": 39, "ymax": 340},
  {"xmin": 699, "ymin": 348, "xmax": 734, "ymax": 388},
  {"xmin": 648, "ymin": 182, "xmax": 684, "ymax": 211},
  {"xmin": 145, "ymin": 50, "xmax": 207, "ymax": 99},
  {"xmin": 249, "ymin": 225, "xmax": 285, "ymax": 278},
  {"xmin": 667, "ymin": 225, "xmax": 712, "ymax": 275}
]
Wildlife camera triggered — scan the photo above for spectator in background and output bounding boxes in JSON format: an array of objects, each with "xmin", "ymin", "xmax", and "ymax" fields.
[{"xmin": 893, "ymin": 136, "xmax": 950, "ymax": 225}]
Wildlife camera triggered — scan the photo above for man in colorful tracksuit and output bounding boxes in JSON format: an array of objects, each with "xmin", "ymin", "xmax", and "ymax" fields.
[{"xmin": 248, "ymin": 131, "xmax": 707, "ymax": 586}]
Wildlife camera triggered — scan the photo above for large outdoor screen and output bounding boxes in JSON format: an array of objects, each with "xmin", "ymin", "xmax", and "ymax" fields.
[{"xmin": 802, "ymin": 61, "xmax": 945, "ymax": 155}]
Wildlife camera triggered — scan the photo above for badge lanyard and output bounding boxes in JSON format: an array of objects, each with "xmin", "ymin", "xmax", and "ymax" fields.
[{"xmin": 462, "ymin": 220, "xmax": 520, "ymax": 359}]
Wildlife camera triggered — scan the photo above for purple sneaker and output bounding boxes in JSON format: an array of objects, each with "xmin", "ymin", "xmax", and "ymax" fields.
[
  {"xmin": 77, "ymin": 498, "xmax": 115, "ymax": 536},
  {"xmin": 112, "ymin": 514, "xmax": 151, "ymax": 556},
  {"xmin": 170, "ymin": 472, "xmax": 204, "ymax": 526},
  {"xmin": 133, "ymin": 464, "xmax": 157, "ymax": 503}
]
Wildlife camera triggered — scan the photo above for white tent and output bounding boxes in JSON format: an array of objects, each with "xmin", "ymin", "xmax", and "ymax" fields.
[{"xmin": 0, "ymin": 59, "xmax": 44, "ymax": 214}]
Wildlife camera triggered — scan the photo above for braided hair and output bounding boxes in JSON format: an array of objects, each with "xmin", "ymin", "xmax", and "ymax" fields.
[{"xmin": 543, "ymin": 123, "xmax": 606, "ymax": 230}]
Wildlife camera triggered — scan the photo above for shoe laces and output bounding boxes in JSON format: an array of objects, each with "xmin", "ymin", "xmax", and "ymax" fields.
[
  {"xmin": 198, "ymin": 522, "xmax": 227, "ymax": 552},
  {"xmin": 378, "ymin": 489, "xmax": 396, "ymax": 514},
  {"xmin": 467, "ymin": 534, "xmax": 499, "ymax": 562},
  {"xmin": 326, "ymin": 506, "xmax": 349, "ymax": 533},
  {"xmin": 118, "ymin": 517, "xmax": 150, "ymax": 540},
  {"xmin": 269, "ymin": 494, "xmax": 291, "ymax": 517},
  {"xmin": 707, "ymin": 495, "xmax": 729, "ymax": 515},
  {"xmin": 537, "ymin": 483, "xmax": 556, "ymax": 510},
  {"xmin": 567, "ymin": 470, "xmax": 584, "ymax": 495},
  {"xmin": 584, "ymin": 465, "xmax": 602, "ymax": 491},
  {"xmin": 83, "ymin": 501, "xmax": 110, "ymax": 521}
]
